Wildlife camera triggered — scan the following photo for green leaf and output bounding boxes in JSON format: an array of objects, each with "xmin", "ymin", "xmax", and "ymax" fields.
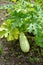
[
  {"xmin": 35, "ymin": 29, "xmax": 43, "ymax": 48},
  {"xmin": 7, "ymin": 28, "xmax": 19, "ymax": 41},
  {"xmin": 0, "ymin": 30, "xmax": 6, "ymax": 38}
]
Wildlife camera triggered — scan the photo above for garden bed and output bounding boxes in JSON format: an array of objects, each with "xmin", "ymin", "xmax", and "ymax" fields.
[{"xmin": 0, "ymin": 0, "xmax": 43, "ymax": 65}]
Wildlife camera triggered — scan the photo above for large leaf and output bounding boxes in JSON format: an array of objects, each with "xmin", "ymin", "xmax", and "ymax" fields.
[
  {"xmin": 0, "ymin": 30, "xmax": 6, "ymax": 38},
  {"xmin": 7, "ymin": 28, "xmax": 19, "ymax": 41}
]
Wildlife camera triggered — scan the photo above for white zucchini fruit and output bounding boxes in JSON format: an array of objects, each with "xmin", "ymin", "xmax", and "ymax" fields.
[{"xmin": 19, "ymin": 32, "xmax": 30, "ymax": 52}]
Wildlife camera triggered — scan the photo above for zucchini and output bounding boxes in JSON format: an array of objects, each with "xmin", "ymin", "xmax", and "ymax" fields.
[{"xmin": 19, "ymin": 32, "xmax": 30, "ymax": 52}]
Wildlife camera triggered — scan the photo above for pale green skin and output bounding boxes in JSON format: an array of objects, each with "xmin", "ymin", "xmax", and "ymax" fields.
[{"xmin": 19, "ymin": 32, "xmax": 30, "ymax": 52}]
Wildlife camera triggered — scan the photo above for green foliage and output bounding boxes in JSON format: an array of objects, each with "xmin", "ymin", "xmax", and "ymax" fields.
[
  {"xmin": 0, "ymin": 44, "xmax": 3, "ymax": 55},
  {"xmin": 35, "ymin": 0, "xmax": 43, "ymax": 9},
  {"xmin": 29, "ymin": 57, "xmax": 39, "ymax": 62},
  {"xmin": 0, "ymin": 0, "xmax": 43, "ymax": 48}
]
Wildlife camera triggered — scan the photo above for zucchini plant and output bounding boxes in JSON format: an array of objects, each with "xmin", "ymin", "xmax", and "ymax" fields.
[{"xmin": 0, "ymin": 0, "xmax": 43, "ymax": 52}]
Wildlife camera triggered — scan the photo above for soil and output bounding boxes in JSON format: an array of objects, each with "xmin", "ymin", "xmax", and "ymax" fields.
[{"xmin": 0, "ymin": 0, "xmax": 43, "ymax": 65}]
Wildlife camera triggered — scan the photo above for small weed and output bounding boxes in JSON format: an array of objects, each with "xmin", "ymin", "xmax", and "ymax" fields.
[
  {"xmin": 0, "ymin": 44, "xmax": 3, "ymax": 55},
  {"xmin": 29, "ymin": 57, "xmax": 39, "ymax": 62}
]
